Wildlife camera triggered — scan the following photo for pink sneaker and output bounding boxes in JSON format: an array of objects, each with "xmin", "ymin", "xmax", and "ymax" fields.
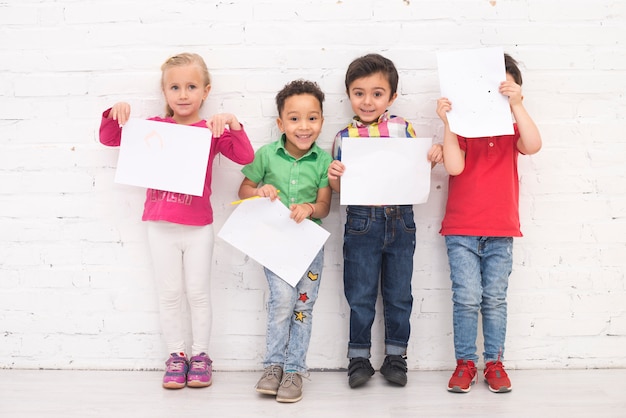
[
  {"xmin": 187, "ymin": 353, "xmax": 212, "ymax": 388},
  {"xmin": 162, "ymin": 353, "xmax": 188, "ymax": 389}
]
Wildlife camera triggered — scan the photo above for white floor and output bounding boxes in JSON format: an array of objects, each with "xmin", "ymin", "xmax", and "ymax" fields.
[{"xmin": 1, "ymin": 368, "xmax": 624, "ymax": 418}]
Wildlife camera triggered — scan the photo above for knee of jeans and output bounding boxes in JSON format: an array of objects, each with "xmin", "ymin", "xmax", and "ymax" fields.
[
  {"xmin": 481, "ymin": 294, "xmax": 507, "ymax": 310},
  {"xmin": 295, "ymin": 298, "xmax": 316, "ymax": 315},
  {"xmin": 452, "ymin": 289, "xmax": 482, "ymax": 308},
  {"xmin": 268, "ymin": 302, "xmax": 294, "ymax": 320}
]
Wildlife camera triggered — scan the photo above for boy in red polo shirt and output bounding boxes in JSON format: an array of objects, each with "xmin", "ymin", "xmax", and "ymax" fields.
[{"xmin": 436, "ymin": 54, "xmax": 542, "ymax": 393}]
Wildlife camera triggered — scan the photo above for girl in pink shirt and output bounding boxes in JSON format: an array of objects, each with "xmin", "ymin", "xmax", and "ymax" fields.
[{"xmin": 99, "ymin": 52, "xmax": 254, "ymax": 389}]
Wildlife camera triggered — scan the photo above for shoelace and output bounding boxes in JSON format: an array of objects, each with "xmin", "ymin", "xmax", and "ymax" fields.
[
  {"xmin": 485, "ymin": 350, "xmax": 505, "ymax": 376},
  {"xmin": 281, "ymin": 373, "xmax": 299, "ymax": 387},
  {"xmin": 280, "ymin": 372, "xmax": 309, "ymax": 387},
  {"xmin": 485, "ymin": 361, "xmax": 505, "ymax": 375},
  {"xmin": 190, "ymin": 359, "xmax": 208, "ymax": 371},
  {"xmin": 262, "ymin": 366, "xmax": 282, "ymax": 380},
  {"xmin": 167, "ymin": 360, "xmax": 186, "ymax": 372},
  {"xmin": 455, "ymin": 362, "xmax": 473, "ymax": 376}
]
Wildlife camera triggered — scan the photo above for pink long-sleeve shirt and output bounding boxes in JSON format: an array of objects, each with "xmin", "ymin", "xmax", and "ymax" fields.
[{"xmin": 100, "ymin": 109, "xmax": 254, "ymax": 226}]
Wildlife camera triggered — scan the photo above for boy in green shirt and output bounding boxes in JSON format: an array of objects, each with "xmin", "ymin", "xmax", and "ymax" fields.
[{"xmin": 238, "ymin": 79, "xmax": 332, "ymax": 403}]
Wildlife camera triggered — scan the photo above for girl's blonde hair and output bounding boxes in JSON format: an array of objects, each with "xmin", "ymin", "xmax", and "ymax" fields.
[{"xmin": 161, "ymin": 52, "xmax": 211, "ymax": 117}]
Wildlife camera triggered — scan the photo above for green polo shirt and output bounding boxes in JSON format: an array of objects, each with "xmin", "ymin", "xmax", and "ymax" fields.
[{"xmin": 241, "ymin": 135, "xmax": 332, "ymax": 224}]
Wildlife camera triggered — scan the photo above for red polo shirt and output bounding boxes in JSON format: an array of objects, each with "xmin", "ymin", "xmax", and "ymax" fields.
[{"xmin": 440, "ymin": 124, "xmax": 523, "ymax": 237}]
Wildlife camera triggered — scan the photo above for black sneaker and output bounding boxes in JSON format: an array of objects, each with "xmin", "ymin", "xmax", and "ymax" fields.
[
  {"xmin": 347, "ymin": 357, "xmax": 375, "ymax": 388},
  {"xmin": 380, "ymin": 355, "xmax": 408, "ymax": 386}
]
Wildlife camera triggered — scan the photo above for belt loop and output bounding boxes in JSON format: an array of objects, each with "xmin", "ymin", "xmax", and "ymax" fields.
[{"xmin": 370, "ymin": 207, "xmax": 376, "ymax": 219}]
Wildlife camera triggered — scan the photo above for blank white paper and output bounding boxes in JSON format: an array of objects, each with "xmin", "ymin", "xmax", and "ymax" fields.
[{"xmin": 340, "ymin": 137, "xmax": 432, "ymax": 206}]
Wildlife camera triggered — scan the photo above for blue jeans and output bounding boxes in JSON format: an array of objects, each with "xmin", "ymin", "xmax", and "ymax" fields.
[
  {"xmin": 445, "ymin": 235, "xmax": 513, "ymax": 363},
  {"xmin": 263, "ymin": 248, "xmax": 324, "ymax": 373},
  {"xmin": 343, "ymin": 205, "xmax": 416, "ymax": 359}
]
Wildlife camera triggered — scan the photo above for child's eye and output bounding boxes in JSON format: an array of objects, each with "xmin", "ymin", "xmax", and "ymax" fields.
[
  {"xmin": 171, "ymin": 86, "xmax": 179, "ymax": 91},
  {"xmin": 290, "ymin": 117, "xmax": 299, "ymax": 122},
  {"xmin": 374, "ymin": 92, "xmax": 383, "ymax": 97},
  {"xmin": 309, "ymin": 116, "xmax": 318, "ymax": 122},
  {"xmin": 354, "ymin": 92, "xmax": 363, "ymax": 97},
  {"xmin": 189, "ymin": 85, "xmax": 197, "ymax": 90}
]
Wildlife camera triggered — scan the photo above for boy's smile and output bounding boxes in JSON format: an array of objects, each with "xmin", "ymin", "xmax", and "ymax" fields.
[{"xmin": 277, "ymin": 94, "xmax": 324, "ymax": 159}]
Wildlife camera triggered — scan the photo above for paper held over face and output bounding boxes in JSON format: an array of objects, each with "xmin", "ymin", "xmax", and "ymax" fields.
[
  {"xmin": 339, "ymin": 137, "xmax": 433, "ymax": 206},
  {"xmin": 217, "ymin": 198, "xmax": 331, "ymax": 287},
  {"xmin": 437, "ymin": 46, "xmax": 514, "ymax": 138},
  {"xmin": 114, "ymin": 119, "xmax": 212, "ymax": 196}
]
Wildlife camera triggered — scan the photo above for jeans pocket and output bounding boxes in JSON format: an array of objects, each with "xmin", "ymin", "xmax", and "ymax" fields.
[
  {"xmin": 345, "ymin": 214, "xmax": 371, "ymax": 235},
  {"xmin": 400, "ymin": 211, "xmax": 416, "ymax": 232}
]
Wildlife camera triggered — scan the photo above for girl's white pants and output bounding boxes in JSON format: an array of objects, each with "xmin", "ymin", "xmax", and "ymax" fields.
[{"xmin": 147, "ymin": 221, "xmax": 214, "ymax": 356}]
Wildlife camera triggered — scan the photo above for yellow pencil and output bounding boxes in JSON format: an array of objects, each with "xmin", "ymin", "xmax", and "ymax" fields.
[{"xmin": 231, "ymin": 190, "xmax": 280, "ymax": 205}]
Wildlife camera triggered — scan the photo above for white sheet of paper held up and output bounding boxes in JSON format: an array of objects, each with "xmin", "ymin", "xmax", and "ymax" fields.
[
  {"xmin": 114, "ymin": 119, "xmax": 212, "ymax": 196},
  {"xmin": 437, "ymin": 47, "xmax": 514, "ymax": 138},
  {"xmin": 339, "ymin": 137, "xmax": 432, "ymax": 206}
]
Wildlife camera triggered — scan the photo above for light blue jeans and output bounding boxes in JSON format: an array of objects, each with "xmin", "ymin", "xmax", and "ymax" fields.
[
  {"xmin": 263, "ymin": 248, "xmax": 324, "ymax": 373},
  {"xmin": 445, "ymin": 235, "xmax": 513, "ymax": 363}
]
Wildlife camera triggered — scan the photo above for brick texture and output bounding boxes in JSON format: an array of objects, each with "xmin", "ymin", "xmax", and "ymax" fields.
[{"xmin": 0, "ymin": 0, "xmax": 624, "ymax": 371}]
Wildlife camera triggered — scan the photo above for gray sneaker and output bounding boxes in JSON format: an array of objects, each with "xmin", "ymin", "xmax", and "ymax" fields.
[
  {"xmin": 276, "ymin": 372, "xmax": 303, "ymax": 403},
  {"xmin": 256, "ymin": 365, "xmax": 283, "ymax": 395}
]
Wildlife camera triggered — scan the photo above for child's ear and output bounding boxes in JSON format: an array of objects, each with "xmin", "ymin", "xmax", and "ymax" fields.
[
  {"xmin": 276, "ymin": 117, "xmax": 284, "ymax": 132},
  {"xmin": 203, "ymin": 84, "xmax": 211, "ymax": 100},
  {"xmin": 388, "ymin": 92, "xmax": 398, "ymax": 105}
]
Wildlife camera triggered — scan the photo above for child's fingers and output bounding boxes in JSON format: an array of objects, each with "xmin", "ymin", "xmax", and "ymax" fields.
[
  {"xmin": 207, "ymin": 117, "xmax": 225, "ymax": 137},
  {"xmin": 259, "ymin": 185, "xmax": 279, "ymax": 200},
  {"xmin": 112, "ymin": 104, "xmax": 130, "ymax": 126},
  {"xmin": 289, "ymin": 205, "xmax": 306, "ymax": 224}
]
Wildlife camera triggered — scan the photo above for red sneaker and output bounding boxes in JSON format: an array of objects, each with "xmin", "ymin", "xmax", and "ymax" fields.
[
  {"xmin": 447, "ymin": 360, "xmax": 477, "ymax": 393},
  {"xmin": 484, "ymin": 361, "xmax": 512, "ymax": 393}
]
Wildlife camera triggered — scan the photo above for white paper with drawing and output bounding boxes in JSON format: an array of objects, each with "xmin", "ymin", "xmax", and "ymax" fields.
[
  {"xmin": 114, "ymin": 119, "xmax": 212, "ymax": 196},
  {"xmin": 217, "ymin": 198, "xmax": 331, "ymax": 287},
  {"xmin": 437, "ymin": 47, "xmax": 514, "ymax": 138},
  {"xmin": 339, "ymin": 137, "xmax": 432, "ymax": 206}
]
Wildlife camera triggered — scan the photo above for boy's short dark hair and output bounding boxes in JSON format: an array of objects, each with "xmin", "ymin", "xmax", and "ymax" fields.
[
  {"xmin": 344, "ymin": 53, "xmax": 399, "ymax": 98},
  {"xmin": 504, "ymin": 53, "xmax": 523, "ymax": 86},
  {"xmin": 276, "ymin": 79, "xmax": 325, "ymax": 117}
]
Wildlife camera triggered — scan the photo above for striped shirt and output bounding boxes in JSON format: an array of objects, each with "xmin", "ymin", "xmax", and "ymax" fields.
[{"xmin": 331, "ymin": 111, "xmax": 417, "ymax": 160}]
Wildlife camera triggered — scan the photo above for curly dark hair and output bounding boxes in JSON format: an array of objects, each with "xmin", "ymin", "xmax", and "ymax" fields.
[{"xmin": 275, "ymin": 79, "xmax": 325, "ymax": 117}]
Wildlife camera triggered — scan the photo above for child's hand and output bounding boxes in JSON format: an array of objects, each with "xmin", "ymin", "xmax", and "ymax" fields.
[
  {"xmin": 206, "ymin": 113, "xmax": 242, "ymax": 137},
  {"xmin": 256, "ymin": 184, "xmax": 280, "ymax": 201},
  {"xmin": 110, "ymin": 102, "xmax": 131, "ymax": 126},
  {"xmin": 428, "ymin": 143, "xmax": 444, "ymax": 164},
  {"xmin": 289, "ymin": 203, "xmax": 313, "ymax": 224},
  {"xmin": 436, "ymin": 98, "xmax": 451, "ymax": 125},
  {"xmin": 328, "ymin": 160, "xmax": 345, "ymax": 180},
  {"xmin": 499, "ymin": 80, "xmax": 523, "ymax": 106}
]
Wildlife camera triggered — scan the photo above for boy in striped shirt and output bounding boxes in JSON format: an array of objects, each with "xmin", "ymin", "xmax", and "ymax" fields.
[{"xmin": 328, "ymin": 53, "xmax": 442, "ymax": 388}]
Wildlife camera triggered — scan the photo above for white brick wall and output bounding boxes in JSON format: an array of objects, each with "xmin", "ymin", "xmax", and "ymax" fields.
[{"xmin": 1, "ymin": 0, "xmax": 624, "ymax": 371}]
